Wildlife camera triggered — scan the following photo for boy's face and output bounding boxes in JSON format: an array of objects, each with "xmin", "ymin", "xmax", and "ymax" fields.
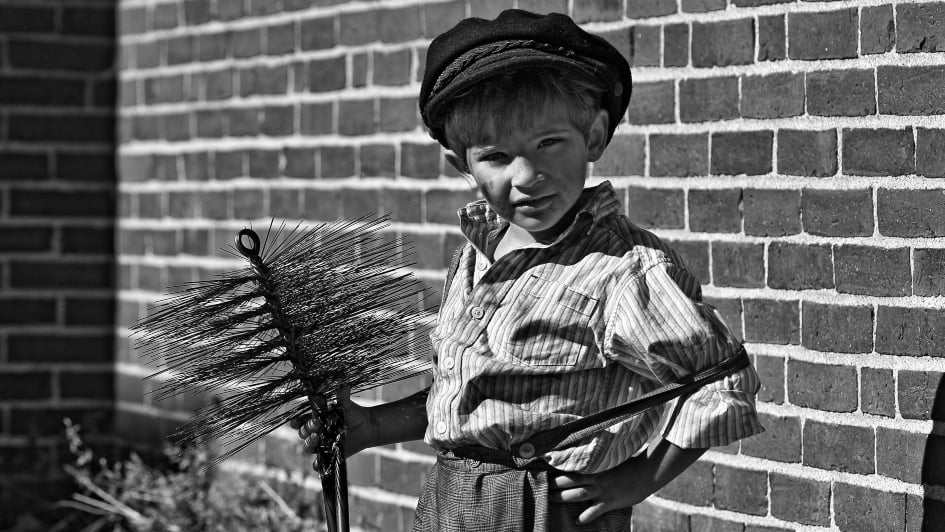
[{"xmin": 461, "ymin": 109, "xmax": 608, "ymax": 243}]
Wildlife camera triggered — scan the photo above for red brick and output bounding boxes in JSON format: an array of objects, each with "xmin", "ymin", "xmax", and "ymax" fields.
[
  {"xmin": 713, "ymin": 242, "xmax": 764, "ymax": 288},
  {"xmin": 801, "ymin": 302, "xmax": 873, "ymax": 355},
  {"xmin": 262, "ymin": 105, "xmax": 294, "ymax": 136},
  {"xmin": 301, "ymin": 16, "xmax": 336, "ymax": 51},
  {"xmin": 320, "ymin": 146, "xmax": 356, "ymax": 178},
  {"xmin": 627, "ymin": 187, "xmax": 684, "ymax": 229},
  {"xmin": 304, "ymin": 188, "xmax": 342, "ymax": 221},
  {"xmin": 631, "ymin": 25, "xmax": 662, "ymax": 67},
  {"xmin": 469, "ymin": 0, "xmax": 513, "ymax": 19},
  {"xmin": 0, "ymin": 297, "xmax": 56, "ymax": 325},
  {"xmin": 424, "ymin": 1, "xmax": 465, "ymax": 37},
  {"xmin": 835, "ymin": 245, "xmax": 910, "ymax": 297},
  {"xmin": 341, "ymin": 188, "xmax": 380, "ymax": 218},
  {"xmin": 657, "ymin": 460, "xmax": 713, "ymax": 506},
  {"xmin": 263, "ymin": 21, "xmax": 295, "ymax": 56},
  {"xmin": 768, "ymin": 242, "xmax": 833, "ymax": 290},
  {"xmin": 650, "ymin": 134, "xmax": 708, "ymax": 177},
  {"xmin": 692, "ymin": 19, "xmax": 754, "ymax": 68},
  {"xmin": 769, "ymin": 473, "xmax": 830, "ymax": 526},
  {"xmin": 136, "ymin": 192, "xmax": 163, "ymax": 218},
  {"xmin": 201, "ymin": 68, "xmax": 234, "ymax": 100},
  {"xmin": 401, "ymin": 143, "xmax": 440, "ymax": 179},
  {"xmin": 0, "ymin": 5, "xmax": 56, "ymax": 32},
  {"xmin": 573, "ymin": 0, "xmax": 622, "ymax": 22},
  {"xmin": 788, "ymin": 9, "xmax": 858, "ymax": 60},
  {"xmin": 878, "ymin": 189, "xmax": 945, "ymax": 237},
  {"xmin": 742, "ymin": 414, "xmax": 800, "ymax": 463},
  {"xmin": 199, "ymin": 190, "xmax": 230, "ymax": 220},
  {"xmin": 666, "ymin": 239, "xmax": 709, "ymax": 283},
  {"xmin": 269, "ymin": 189, "xmax": 304, "ymax": 220},
  {"xmin": 9, "ymin": 113, "xmax": 115, "ymax": 143},
  {"xmin": 877, "ymin": 306, "xmax": 945, "ymax": 358},
  {"xmin": 744, "ymin": 189, "xmax": 800, "ymax": 237},
  {"xmin": 627, "ymin": 81, "xmax": 674, "ymax": 124},
  {"xmin": 425, "ymin": 188, "xmax": 479, "ymax": 224},
  {"xmin": 834, "ymin": 484, "xmax": 906, "ymax": 532},
  {"xmin": 740, "ymin": 73, "xmax": 804, "ymax": 119},
  {"xmin": 758, "ymin": 15, "xmax": 785, "ymax": 61},
  {"xmin": 732, "ymin": 0, "xmax": 791, "ymax": 4},
  {"xmin": 9, "ymin": 39, "xmax": 114, "ymax": 72},
  {"xmin": 374, "ymin": 49, "xmax": 412, "ymax": 86},
  {"xmin": 878, "ymin": 66, "xmax": 945, "ymax": 115},
  {"xmin": 233, "ymin": 189, "xmax": 265, "ymax": 219},
  {"xmin": 688, "ymin": 189, "xmax": 740, "ymax": 233},
  {"xmin": 755, "ymin": 354, "xmax": 784, "ymax": 404},
  {"xmin": 352, "ymin": 52, "xmax": 369, "ymax": 88},
  {"xmin": 0, "ymin": 151, "xmax": 47, "ymax": 180},
  {"xmin": 789, "ymin": 359, "xmax": 859, "ymax": 410},
  {"xmin": 240, "ymin": 64, "xmax": 288, "ymax": 96},
  {"xmin": 862, "ymin": 367, "xmax": 896, "ymax": 418},
  {"xmin": 152, "ymin": 2, "xmax": 179, "ymax": 29},
  {"xmin": 915, "ymin": 248, "xmax": 945, "ymax": 296},
  {"xmin": 897, "ymin": 3, "xmax": 945, "ymax": 53},
  {"xmin": 214, "ymin": 150, "xmax": 243, "ymax": 179},
  {"xmin": 379, "ymin": 5, "xmax": 422, "ymax": 43},
  {"xmin": 711, "ymin": 131, "xmax": 772, "ymax": 176},
  {"xmin": 805, "ymin": 420, "xmax": 875, "ymax": 474},
  {"xmin": 714, "ymin": 465, "xmax": 767, "ymax": 515},
  {"xmin": 338, "ymin": 99, "xmax": 375, "ymax": 136},
  {"xmin": 663, "ymin": 23, "xmax": 689, "ymax": 66},
  {"xmin": 898, "ymin": 370, "xmax": 945, "ymax": 421},
  {"xmin": 8, "ymin": 334, "xmax": 113, "ymax": 363},
  {"xmin": 225, "ymin": 107, "xmax": 260, "ymax": 137},
  {"xmin": 195, "ymin": 109, "xmax": 224, "ymax": 138},
  {"xmin": 165, "ymin": 35, "xmax": 194, "ymax": 65},
  {"xmin": 12, "ymin": 407, "xmax": 113, "ymax": 436},
  {"xmin": 594, "ymin": 134, "xmax": 645, "ymax": 176},
  {"xmin": 802, "ymin": 188, "xmax": 871, "ymax": 236},
  {"xmin": 0, "ymin": 75, "xmax": 86, "ymax": 107},
  {"xmin": 917, "ymin": 128, "xmax": 945, "ymax": 178},
  {"xmin": 308, "ymin": 56, "xmax": 346, "ymax": 92},
  {"xmin": 231, "ymin": 27, "xmax": 263, "ymax": 58},
  {"xmin": 248, "ymin": 149, "xmax": 279, "ymax": 178},
  {"xmin": 0, "ymin": 226, "xmax": 54, "ymax": 252},
  {"xmin": 61, "ymin": 225, "xmax": 114, "ymax": 255},
  {"xmin": 861, "ymin": 5, "xmax": 896, "ymax": 55},
  {"xmin": 183, "ymin": 0, "xmax": 212, "ymax": 25},
  {"xmin": 379, "ymin": 97, "xmax": 418, "ymax": 132},
  {"xmin": 744, "ymin": 299, "xmax": 798, "ymax": 345},
  {"xmin": 682, "ymin": 0, "xmax": 725, "ymax": 12},
  {"xmin": 843, "ymin": 128, "xmax": 915, "ymax": 176},
  {"xmin": 60, "ymin": 371, "xmax": 114, "ymax": 400},
  {"xmin": 379, "ymin": 188, "xmax": 422, "ymax": 224},
  {"xmin": 10, "ymin": 260, "xmax": 113, "ymax": 290},
  {"xmin": 680, "ymin": 77, "xmax": 738, "ymax": 123},
  {"xmin": 340, "ymin": 10, "xmax": 378, "ymax": 45},
  {"xmin": 627, "ymin": 0, "xmax": 676, "ymax": 18},
  {"xmin": 360, "ymin": 144, "xmax": 396, "ymax": 178},
  {"xmin": 631, "ymin": 501, "xmax": 691, "ymax": 532},
  {"xmin": 877, "ymin": 428, "xmax": 927, "ymax": 484},
  {"xmin": 807, "ymin": 69, "xmax": 876, "ymax": 116},
  {"xmin": 689, "ymin": 515, "xmax": 742, "ymax": 532},
  {"xmin": 301, "ymin": 101, "xmax": 333, "ymax": 135},
  {"xmin": 163, "ymin": 112, "xmax": 191, "ymax": 141},
  {"xmin": 0, "ymin": 372, "xmax": 52, "ymax": 400}
]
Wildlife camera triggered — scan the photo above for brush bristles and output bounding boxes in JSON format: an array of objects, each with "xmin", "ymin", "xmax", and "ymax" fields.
[{"xmin": 133, "ymin": 215, "xmax": 436, "ymax": 465}]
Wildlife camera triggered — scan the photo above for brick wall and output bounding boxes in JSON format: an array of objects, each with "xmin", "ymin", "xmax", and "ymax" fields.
[
  {"xmin": 114, "ymin": 0, "xmax": 945, "ymax": 531},
  {"xmin": 0, "ymin": 0, "xmax": 118, "ymax": 525}
]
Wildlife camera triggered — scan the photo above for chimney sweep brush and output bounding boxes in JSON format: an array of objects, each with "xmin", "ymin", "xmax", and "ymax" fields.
[{"xmin": 132, "ymin": 214, "xmax": 436, "ymax": 532}]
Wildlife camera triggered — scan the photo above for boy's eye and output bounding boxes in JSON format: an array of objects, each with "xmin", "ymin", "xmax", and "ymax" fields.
[
  {"xmin": 479, "ymin": 152, "xmax": 507, "ymax": 162},
  {"xmin": 538, "ymin": 138, "xmax": 561, "ymax": 149}
]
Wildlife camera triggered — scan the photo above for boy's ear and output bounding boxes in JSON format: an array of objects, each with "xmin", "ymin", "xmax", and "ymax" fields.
[
  {"xmin": 444, "ymin": 150, "xmax": 470, "ymax": 175},
  {"xmin": 585, "ymin": 109, "xmax": 610, "ymax": 162}
]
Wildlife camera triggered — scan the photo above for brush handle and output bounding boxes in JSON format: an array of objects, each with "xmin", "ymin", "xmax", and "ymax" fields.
[{"xmin": 235, "ymin": 228, "xmax": 261, "ymax": 257}]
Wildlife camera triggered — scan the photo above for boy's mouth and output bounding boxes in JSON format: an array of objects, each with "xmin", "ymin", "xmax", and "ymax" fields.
[{"xmin": 514, "ymin": 195, "xmax": 554, "ymax": 211}]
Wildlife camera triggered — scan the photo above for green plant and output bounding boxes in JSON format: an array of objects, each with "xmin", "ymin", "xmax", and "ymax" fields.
[{"xmin": 59, "ymin": 419, "xmax": 325, "ymax": 532}]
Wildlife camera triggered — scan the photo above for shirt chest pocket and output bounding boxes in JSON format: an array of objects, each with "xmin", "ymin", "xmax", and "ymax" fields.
[{"xmin": 495, "ymin": 274, "xmax": 600, "ymax": 367}]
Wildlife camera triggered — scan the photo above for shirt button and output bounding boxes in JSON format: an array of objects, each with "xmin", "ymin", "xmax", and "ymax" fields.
[
  {"xmin": 436, "ymin": 421, "xmax": 447, "ymax": 434},
  {"xmin": 470, "ymin": 306, "xmax": 484, "ymax": 319},
  {"xmin": 443, "ymin": 357, "xmax": 455, "ymax": 370},
  {"xmin": 477, "ymin": 260, "xmax": 488, "ymax": 271}
]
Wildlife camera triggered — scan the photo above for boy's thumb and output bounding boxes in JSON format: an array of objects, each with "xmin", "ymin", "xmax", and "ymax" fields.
[{"xmin": 336, "ymin": 385, "xmax": 353, "ymax": 407}]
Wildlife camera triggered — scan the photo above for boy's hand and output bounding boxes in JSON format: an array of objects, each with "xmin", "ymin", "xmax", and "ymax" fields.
[
  {"xmin": 289, "ymin": 386, "xmax": 378, "ymax": 460},
  {"xmin": 548, "ymin": 440, "xmax": 708, "ymax": 525},
  {"xmin": 547, "ymin": 454, "xmax": 652, "ymax": 524}
]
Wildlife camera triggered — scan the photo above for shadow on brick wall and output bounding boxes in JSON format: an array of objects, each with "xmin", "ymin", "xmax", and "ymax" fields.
[{"xmin": 921, "ymin": 376, "xmax": 945, "ymax": 531}]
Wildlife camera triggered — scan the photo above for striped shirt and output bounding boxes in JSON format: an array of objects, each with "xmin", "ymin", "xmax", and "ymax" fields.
[{"xmin": 424, "ymin": 181, "xmax": 763, "ymax": 474}]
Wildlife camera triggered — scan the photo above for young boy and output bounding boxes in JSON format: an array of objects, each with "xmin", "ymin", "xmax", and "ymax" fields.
[{"xmin": 293, "ymin": 9, "xmax": 762, "ymax": 531}]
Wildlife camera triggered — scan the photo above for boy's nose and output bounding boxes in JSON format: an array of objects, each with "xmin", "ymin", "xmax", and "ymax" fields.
[{"xmin": 508, "ymin": 157, "xmax": 542, "ymax": 188}]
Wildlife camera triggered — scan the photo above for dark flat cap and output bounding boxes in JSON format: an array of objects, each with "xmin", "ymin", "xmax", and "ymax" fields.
[{"xmin": 420, "ymin": 9, "xmax": 632, "ymax": 147}]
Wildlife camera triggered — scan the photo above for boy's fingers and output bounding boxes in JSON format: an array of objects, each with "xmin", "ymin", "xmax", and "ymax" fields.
[
  {"xmin": 548, "ymin": 473, "xmax": 590, "ymax": 489},
  {"xmin": 577, "ymin": 502, "xmax": 608, "ymax": 525},
  {"xmin": 289, "ymin": 415, "xmax": 305, "ymax": 429}
]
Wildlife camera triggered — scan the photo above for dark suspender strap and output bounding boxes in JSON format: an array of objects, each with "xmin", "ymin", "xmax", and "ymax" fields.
[{"xmin": 509, "ymin": 347, "xmax": 752, "ymax": 462}]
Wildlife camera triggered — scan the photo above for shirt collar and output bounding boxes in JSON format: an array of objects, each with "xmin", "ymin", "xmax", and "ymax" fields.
[{"xmin": 457, "ymin": 180, "xmax": 622, "ymax": 255}]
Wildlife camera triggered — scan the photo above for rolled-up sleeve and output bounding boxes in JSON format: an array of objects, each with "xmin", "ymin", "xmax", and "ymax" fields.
[{"xmin": 603, "ymin": 260, "xmax": 764, "ymax": 449}]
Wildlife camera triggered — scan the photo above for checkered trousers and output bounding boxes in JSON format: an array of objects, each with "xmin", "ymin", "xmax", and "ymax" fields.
[{"xmin": 412, "ymin": 452, "xmax": 632, "ymax": 532}]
